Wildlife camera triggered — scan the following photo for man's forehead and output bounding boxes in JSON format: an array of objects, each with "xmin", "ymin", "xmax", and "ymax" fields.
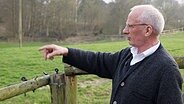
[{"xmin": 126, "ymin": 12, "xmax": 141, "ymax": 24}]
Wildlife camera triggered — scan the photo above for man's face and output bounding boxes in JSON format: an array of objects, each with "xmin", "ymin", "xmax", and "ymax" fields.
[{"xmin": 122, "ymin": 11, "xmax": 148, "ymax": 48}]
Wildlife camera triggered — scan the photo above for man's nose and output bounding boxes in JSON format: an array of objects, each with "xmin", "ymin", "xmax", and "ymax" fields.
[{"xmin": 122, "ymin": 27, "xmax": 129, "ymax": 35}]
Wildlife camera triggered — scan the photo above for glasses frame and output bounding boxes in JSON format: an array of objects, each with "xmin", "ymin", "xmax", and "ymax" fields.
[{"xmin": 125, "ymin": 23, "xmax": 148, "ymax": 29}]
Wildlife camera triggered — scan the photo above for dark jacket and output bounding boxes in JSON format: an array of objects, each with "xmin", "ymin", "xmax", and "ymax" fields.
[{"xmin": 63, "ymin": 44, "xmax": 183, "ymax": 104}]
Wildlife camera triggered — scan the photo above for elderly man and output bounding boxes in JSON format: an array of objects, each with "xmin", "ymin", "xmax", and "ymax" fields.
[{"xmin": 39, "ymin": 5, "xmax": 183, "ymax": 104}]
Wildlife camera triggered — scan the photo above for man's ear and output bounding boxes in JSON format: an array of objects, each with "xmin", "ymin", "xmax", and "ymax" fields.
[{"xmin": 145, "ymin": 25, "xmax": 153, "ymax": 36}]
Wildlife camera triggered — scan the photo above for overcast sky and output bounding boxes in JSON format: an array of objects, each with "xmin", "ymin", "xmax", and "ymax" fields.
[
  {"xmin": 103, "ymin": 0, "xmax": 183, "ymax": 4},
  {"xmin": 177, "ymin": 0, "xmax": 184, "ymax": 3},
  {"xmin": 103, "ymin": 0, "xmax": 115, "ymax": 4}
]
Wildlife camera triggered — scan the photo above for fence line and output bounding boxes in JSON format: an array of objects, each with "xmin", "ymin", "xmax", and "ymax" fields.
[
  {"xmin": 0, "ymin": 57, "xmax": 183, "ymax": 103},
  {"xmin": 162, "ymin": 27, "xmax": 184, "ymax": 34}
]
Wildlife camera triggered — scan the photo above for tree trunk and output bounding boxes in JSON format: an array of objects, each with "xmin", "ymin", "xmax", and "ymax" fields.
[{"xmin": 18, "ymin": 0, "xmax": 23, "ymax": 47}]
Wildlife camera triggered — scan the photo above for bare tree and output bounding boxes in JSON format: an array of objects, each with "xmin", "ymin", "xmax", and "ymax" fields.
[
  {"xmin": 18, "ymin": 0, "xmax": 23, "ymax": 47},
  {"xmin": 0, "ymin": 0, "xmax": 183, "ymax": 42},
  {"xmin": 152, "ymin": 0, "xmax": 181, "ymax": 29}
]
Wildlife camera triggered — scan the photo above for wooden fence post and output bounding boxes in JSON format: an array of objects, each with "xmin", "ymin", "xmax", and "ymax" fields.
[
  {"xmin": 50, "ymin": 72, "xmax": 66, "ymax": 104},
  {"xmin": 64, "ymin": 64, "xmax": 77, "ymax": 104},
  {"xmin": 65, "ymin": 74, "xmax": 77, "ymax": 104}
]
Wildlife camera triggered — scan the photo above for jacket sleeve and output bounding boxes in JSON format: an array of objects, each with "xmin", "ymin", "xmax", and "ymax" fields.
[
  {"xmin": 156, "ymin": 66, "xmax": 183, "ymax": 104},
  {"xmin": 62, "ymin": 48, "xmax": 123, "ymax": 79}
]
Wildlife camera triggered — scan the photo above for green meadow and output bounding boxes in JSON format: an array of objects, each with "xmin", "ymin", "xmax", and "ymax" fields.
[{"xmin": 0, "ymin": 32, "xmax": 184, "ymax": 104}]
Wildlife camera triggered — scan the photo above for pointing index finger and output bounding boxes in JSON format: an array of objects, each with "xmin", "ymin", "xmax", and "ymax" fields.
[
  {"xmin": 38, "ymin": 45, "xmax": 53, "ymax": 51},
  {"xmin": 38, "ymin": 46, "xmax": 47, "ymax": 51}
]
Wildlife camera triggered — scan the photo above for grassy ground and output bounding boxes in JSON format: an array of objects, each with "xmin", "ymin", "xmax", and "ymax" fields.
[{"xmin": 0, "ymin": 32, "xmax": 184, "ymax": 104}]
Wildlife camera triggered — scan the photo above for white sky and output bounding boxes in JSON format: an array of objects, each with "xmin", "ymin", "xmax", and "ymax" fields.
[
  {"xmin": 103, "ymin": 0, "xmax": 184, "ymax": 4},
  {"xmin": 177, "ymin": 0, "xmax": 184, "ymax": 3},
  {"xmin": 103, "ymin": 0, "xmax": 114, "ymax": 4}
]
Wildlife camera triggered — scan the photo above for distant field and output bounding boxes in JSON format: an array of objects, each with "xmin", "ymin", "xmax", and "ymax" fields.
[{"xmin": 0, "ymin": 32, "xmax": 184, "ymax": 104}]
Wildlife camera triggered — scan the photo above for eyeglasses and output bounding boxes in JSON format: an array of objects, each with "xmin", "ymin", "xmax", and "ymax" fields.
[{"xmin": 125, "ymin": 23, "xmax": 148, "ymax": 29}]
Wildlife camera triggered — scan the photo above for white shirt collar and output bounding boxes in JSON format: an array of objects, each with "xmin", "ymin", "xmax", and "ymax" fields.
[{"xmin": 130, "ymin": 41, "xmax": 160, "ymax": 65}]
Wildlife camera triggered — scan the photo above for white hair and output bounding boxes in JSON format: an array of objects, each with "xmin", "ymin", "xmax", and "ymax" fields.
[{"xmin": 131, "ymin": 5, "xmax": 165, "ymax": 34}]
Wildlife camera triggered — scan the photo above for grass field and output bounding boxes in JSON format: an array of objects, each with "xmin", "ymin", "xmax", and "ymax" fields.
[{"xmin": 0, "ymin": 32, "xmax": 184, "ymax": 104}]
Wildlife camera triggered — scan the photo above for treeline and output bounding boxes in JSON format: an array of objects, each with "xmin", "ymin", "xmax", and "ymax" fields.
[{"xmin": 0, "ymin": 0, "xmax": 184, "ymax": 41}]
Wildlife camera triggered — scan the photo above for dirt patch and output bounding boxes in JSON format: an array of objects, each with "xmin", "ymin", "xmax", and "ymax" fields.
[
  {"xmin": 37, "ymin": 78, "xmax": 110, "ymax": 90},
  {"xmin": 78, "ymin": 78, "xmax": 110, "ymax": 88}
]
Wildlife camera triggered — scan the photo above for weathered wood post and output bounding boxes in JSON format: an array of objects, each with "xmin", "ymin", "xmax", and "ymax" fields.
[
  {"xmin": 65, "ymin": 74, "xmax": 77, "ymax": 104},
  {"xmin": 64, "ymin": 64, "xmax": 77, "ymax": 104},
  {"xmin": 50, "ymin": 69, "xmax": 66, "ymax": 104},
  {"xmin": 64, "ymin": 64, "xmax": 88, "ymax": 104}
]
